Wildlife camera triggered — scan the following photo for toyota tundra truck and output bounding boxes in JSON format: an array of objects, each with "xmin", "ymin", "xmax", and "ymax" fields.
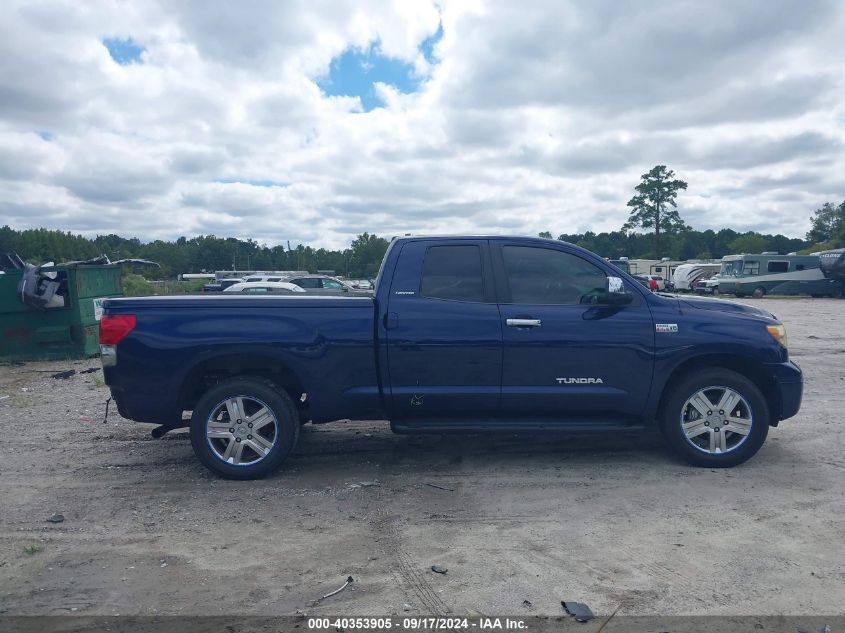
[{"xmin": 101, "ymin": 236, "xmax": 803, "ymax": 479}]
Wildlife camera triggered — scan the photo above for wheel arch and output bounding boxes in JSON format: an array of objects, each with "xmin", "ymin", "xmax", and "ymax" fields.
[
  {"xmin": 655, "ymin": 353, "xmax": 782, "ymax": 426},
  {"xmin": 178, "ymin": 353, "xmax": 307, "ymax": 415}
]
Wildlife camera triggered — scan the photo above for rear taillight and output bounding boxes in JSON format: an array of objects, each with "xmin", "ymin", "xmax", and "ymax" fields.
[{"xmin": 99, "ymin": 314, "xmax": 136, "ymax": 345}]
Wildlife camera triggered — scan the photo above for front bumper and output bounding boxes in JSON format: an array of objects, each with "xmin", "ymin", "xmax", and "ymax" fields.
[{"xmin": 767, "ymin": 360, "xmax": 803, "ymax": 422}]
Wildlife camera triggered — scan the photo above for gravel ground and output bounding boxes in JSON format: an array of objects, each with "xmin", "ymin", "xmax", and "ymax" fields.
[{"xmin": 0, "ymin": 298, "xmax": 843, "ymax": 618}]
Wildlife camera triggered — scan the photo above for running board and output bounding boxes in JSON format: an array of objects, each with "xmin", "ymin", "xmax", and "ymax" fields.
[{"xmin": 390, "ymin": 417, "xmax": 645, "ymax": 434}]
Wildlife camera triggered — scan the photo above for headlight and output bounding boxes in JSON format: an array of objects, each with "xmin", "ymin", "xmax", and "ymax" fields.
[{"xmin": 766, "ymin": 324, "xmax": 788, "ymax": 348}]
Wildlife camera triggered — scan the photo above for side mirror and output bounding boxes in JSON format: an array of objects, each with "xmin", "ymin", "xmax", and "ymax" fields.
[
  {"xmin": 599, "ymin": 276, "xmax": 633, "ymax": 306},
  {"xmin": 607, "ymin": 276, "xmax": 625, "ymax": 294}
]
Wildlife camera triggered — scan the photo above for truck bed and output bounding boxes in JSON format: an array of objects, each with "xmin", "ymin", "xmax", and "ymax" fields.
[{"xmin": 103, "ymin": 294, "xmax": 382, "ymax": 425}]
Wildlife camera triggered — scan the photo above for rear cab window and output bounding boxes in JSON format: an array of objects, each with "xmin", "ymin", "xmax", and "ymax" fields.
[{"xmin": 420, "ymin": 245, "xmax": 485, "ymax": 302}]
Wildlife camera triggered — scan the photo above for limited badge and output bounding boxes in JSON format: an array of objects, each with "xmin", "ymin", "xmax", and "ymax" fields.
[{"xmin": 655, "ymin": 323, "xmax": 679, "ymax": 333}]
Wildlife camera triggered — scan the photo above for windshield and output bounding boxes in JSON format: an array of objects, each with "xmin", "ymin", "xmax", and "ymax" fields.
[{"xmin": 720, "ymin": 260, "xmax": 742, "ymax": 276}]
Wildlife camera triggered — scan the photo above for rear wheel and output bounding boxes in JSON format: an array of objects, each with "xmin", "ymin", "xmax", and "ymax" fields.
[
  {"xmin": 752, "ymin": 286, "xmax": 766, "ymax": 298},
  {"xmin": 660, "ymin": 369, "xmax": 769, "ymax": 467},
  {"xmin": 190, "ymin": 377, "xmax": 300, "ymax": 479}
]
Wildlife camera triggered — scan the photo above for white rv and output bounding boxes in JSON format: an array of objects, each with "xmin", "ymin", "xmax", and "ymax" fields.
[{"xmin": 672, "ymin": 263, "xmax": 721, "ymax": 292}]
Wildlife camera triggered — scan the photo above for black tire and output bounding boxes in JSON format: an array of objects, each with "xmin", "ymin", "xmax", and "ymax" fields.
[
  {"xmin": 190, "ymin": 376, "xmax": 300, "ymax": 479},
  {"xmin": 660, "ymin": 368, "xmax": 769, "ymax": 468},
  {"xmin": 752, "ymin": 286, "xmax": 766, "ymax": 298}
]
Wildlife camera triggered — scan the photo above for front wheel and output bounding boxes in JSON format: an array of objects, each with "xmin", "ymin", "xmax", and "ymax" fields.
[
  {"xmin": 752, "ymin": 286, "xmax": 766, "ymax": 298},
  {"xmin": 660, "ymin": 369, "xmax": 769, "ymax": 467},
  {"xmin": 190, "ymin": 377, "xmax": 300, "ymax": 479}
]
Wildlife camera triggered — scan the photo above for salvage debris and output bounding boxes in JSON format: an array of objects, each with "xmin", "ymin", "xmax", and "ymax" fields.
[
  {"xmin": 347, "ymin": 480, "xmax": 380, "ymax": 489},
  {"xmin": 79, "ymin": 367, "xmax": 100, "ymax": 374},
  {"xmin": 425, "ymin": 483, "xmax": 454, "ymax": 492},
  {"xmin": 51, "ymin": 370, "xmax": 76, "ymax": 380},
  {"xmin": 431, "ymin": 565, "xmax": 448, "ymax": 574},
  {"xmin": 46, "ymin": 513, "xmax": 64, "ymax": 524},
  {"xmin": 310, "ymin": 576, "xmax": 354, "ymax": 605},
  {"xmin": 562, "ymin": 601, "xmax": 594, "ymax": 622}
]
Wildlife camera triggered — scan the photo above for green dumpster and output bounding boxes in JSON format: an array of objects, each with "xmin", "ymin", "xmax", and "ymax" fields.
[{"xmin": 0, "ymin": 265, "xmax": 123, "ymax": 361}]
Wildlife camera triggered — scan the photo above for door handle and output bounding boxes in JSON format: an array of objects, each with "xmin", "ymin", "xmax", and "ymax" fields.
[{"xmin": 506, "ymin": 318, "xmax": 542, "ymax": 327}]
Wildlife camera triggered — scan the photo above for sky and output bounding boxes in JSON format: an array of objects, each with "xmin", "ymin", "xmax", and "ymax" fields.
[{"xmin": 1, "ymin": 0, "xmax": 844, "ymax": 249}]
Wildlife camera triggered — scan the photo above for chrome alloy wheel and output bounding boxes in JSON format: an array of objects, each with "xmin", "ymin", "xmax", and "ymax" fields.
[
  {"xmin": 680, "ymin": 386, "xmax": 753, "ymax": 455},
  {"xmin": 205, "ymin": 396, "xmax": 278, "ymax": 466}
]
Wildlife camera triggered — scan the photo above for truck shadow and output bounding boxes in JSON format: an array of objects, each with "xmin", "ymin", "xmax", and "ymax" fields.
[
  {"xmin": 150, "ymin": 421, "xmax": 795, "ymax": 480},
  {"xmin": 290, "ymin": 421, "xmax": 673, "ymax": 471}
]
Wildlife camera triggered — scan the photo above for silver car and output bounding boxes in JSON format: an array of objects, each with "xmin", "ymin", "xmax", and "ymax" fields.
[{"xmin": 285, "ymin": 275, "xmax": 359, "ymax": 295}]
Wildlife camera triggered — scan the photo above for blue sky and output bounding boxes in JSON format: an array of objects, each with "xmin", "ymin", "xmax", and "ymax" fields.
[
  {"xmin": 102, "ymin": 37, "xmax": 145, "ymax": 64},
  {"xmin": 2, "ymin": 2, "xmax": 842, "ymax": 248},
  {"xmin": 319, "ymin": 24, "xmax": 443, "ymax": 111}
]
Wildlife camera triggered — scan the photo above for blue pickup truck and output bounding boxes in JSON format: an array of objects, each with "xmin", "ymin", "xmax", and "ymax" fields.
[{"xmin": 101, "ymin": 236, "xmax": 803, "ymax": 478}]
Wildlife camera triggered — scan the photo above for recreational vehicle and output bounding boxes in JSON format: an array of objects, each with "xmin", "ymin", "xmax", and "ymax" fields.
[
  {"xmin": 672, "ymin": 262, "xmax": 721, "ymax": 292},
  {"xmin": 649, "ymin": 260, "xmax": 685, "ymax": 280},
  {"xmin": 716, "ymin": 254, "xmax": 842, "ymax": 298},
  {"xmin": 625, "ymin": 259, "xmax": 659, "ymax": 275},
  {"xmin": 818, "ymin": 248, "xmax": 845, "ymax": 284}
]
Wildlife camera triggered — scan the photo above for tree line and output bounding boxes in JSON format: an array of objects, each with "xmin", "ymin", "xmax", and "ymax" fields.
[
  {"xmin": 0, "ymin": 228, "xmax": 391, "ymax": 280},
  {"xmin": 1, "ymin": 164, "xmax": 841, "ymax": 279},
  {"xmin": 0, "ymin": 222, "xmax": 818, "ymax": 280}
]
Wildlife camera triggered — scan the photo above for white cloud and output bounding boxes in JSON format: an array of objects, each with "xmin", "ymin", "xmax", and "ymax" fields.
[{"xmin": 1, "ymin": 0, "xmax": 844, "ymax": 249}]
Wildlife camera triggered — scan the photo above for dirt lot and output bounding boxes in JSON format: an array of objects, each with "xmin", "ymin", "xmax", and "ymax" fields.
[{"xmin": 0, "ymin": 298, "xmax": 843, "ymax": 618}]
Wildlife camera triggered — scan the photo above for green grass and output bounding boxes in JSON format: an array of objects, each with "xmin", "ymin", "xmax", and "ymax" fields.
[{"xmin": 22, "ymin": 544, "xmax": 42, "ymax": 555}]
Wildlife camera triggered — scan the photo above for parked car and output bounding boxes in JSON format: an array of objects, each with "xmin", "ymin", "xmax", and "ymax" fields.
[
  {"xmin": 644, "ymin": 274, "xmax": 666, "ymax": 291},
  {"xmin": 633, "ymin": 275, "xmax": 651, "ymax": 289},
  {"xmin": 101, "ymin": 235, "xmax": 802, "ymax": 479},
  {"xmin": 346, "ymin": 279, "xmax": 373, "ymax": 290},
  {"xmin": 286, "ymin": 274, "xmax": 357, "ymax": 295},
  {"xmin": 696, "ymin": 277, "xmax": 720, "ymax": 294},
  {"xmin": 223, "ymin": 281, "xmax": 306, "ymax": 295}
]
